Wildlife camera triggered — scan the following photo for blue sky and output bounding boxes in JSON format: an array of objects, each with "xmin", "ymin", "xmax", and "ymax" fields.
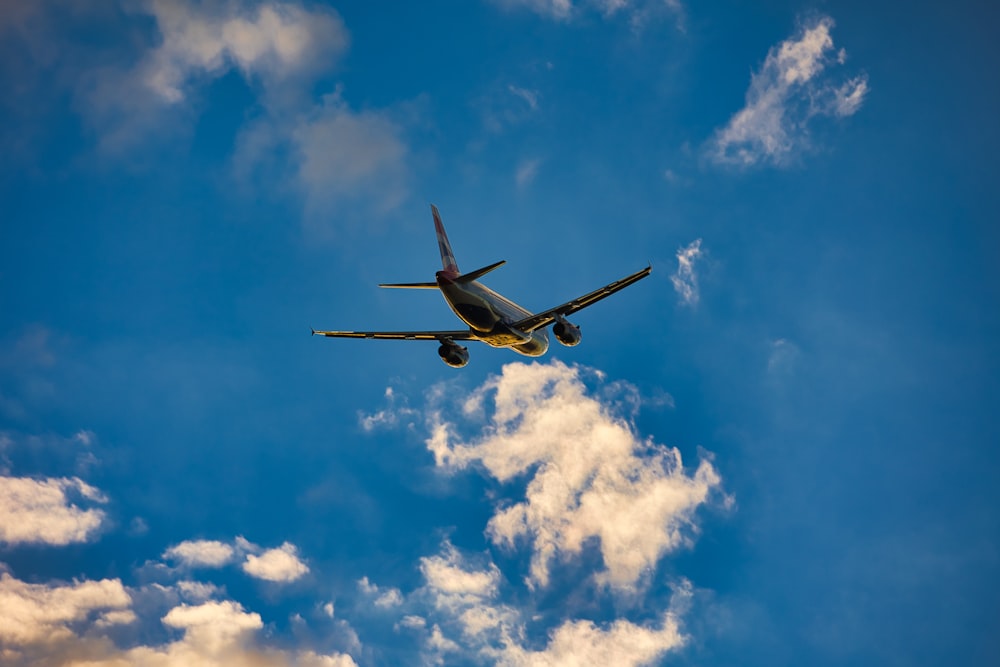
[{"xmin": 1, "ymin": 1, "xmax": 998, "ymax": 665}]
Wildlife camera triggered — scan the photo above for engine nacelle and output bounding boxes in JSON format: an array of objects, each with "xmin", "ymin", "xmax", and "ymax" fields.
[
  {"xmin": 553, "ymin": 319, "xmax": 582, "ymax": 347},
  {"xmin": 437, "ymin": 341, "xmax": 470, "ymax": 367}
]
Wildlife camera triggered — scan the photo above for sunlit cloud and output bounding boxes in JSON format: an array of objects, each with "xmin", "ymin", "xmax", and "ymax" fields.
[
  {"xmin": 242, "ymin": 542, "xmax": 309, "ymax": 583},
  {"xmin": 670, "ymin": 238, "xmax": 703, "ymax": 306},
  {"xmin": 427, "ymin": 360, "xmax": 723, "ymax": 590},
  {"xmin": 0, "ymin": 571, "xmax": 359, "ymax": 666},
  {"xmin": 370, "ymin": 540, "xmax": 690, "ymax": 665},
  {"xmin": 164, "ymin": 536, "xmax": 309, "ymax": 582},
  {"xmin": 0, "ymin": 572, "xmax": 132, "ymax": 646},
  {"xmin": 709, "ymin": 15, "xmax": 868, "ymax": 167},
  {"xmin": 0, "ymin": 476, "xmax": 107, "ymax": 546},
  {"xmin": 164, "ymin": 539, "xmax": 236, "ymax": 568}
]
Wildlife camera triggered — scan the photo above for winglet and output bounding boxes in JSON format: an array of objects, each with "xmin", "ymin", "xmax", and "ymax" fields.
[{"xmin": 431, "ymin": 204, "xmax": 460, "ymax": 277}]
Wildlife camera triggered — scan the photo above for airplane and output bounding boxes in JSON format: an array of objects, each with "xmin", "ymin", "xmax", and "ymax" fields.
[{"xmin": 312, "ymin": 205, "xmax": 651, "ymax": 367}]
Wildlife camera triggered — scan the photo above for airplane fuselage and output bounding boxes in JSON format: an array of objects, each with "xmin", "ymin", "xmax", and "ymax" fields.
[{"xmin": 436, "ymin": 271, "xmax": 549, "ymax": 356}]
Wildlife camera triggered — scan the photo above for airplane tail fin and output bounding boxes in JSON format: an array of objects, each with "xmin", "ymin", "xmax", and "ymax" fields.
[{"xmin": 431, "ymin": 204, "xmax": 460, "ymax": 277}]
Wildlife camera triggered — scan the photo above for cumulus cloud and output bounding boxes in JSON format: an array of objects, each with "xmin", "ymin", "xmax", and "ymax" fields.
[
  {"xmin": 0, "ymin": 572, "xmax": 132, "ymax": 646},
  {"xmin": 709, "ymin": 15, "xmax": 868, "ymax": 167},
  {"xmin": 358, "ymin": 576, "xmax": 405, "ymax": 609},
  {"xmin": 427, "ymin": 361, "xmax": 723, "ymax": 590},
  {"xmin": 242, "ymin": 541, "xmax": 309, "ymax": 582},
  {"xmin": 670, "ymin": 239, "xmax": 703, "ymax": 306},
  {"xmin": 382, "ymin": 540, "xmax": 688, "ymax": 665},
  {"xmin": 164, "ymin": 539, "xmax": 236, "ymax": 568},
  {"xmin": 0, "ymin": 571, "xmax": 357, "ymax": 666},
  {"xmin": 0, "ymin": 476, "xmax": 107, "ymax": 545},
  {"xmin": 163, "ymin": 536, "xmax": 309, "ymax": 582}
]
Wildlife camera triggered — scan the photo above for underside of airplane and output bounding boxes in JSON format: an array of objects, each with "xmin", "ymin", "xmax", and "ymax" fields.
[{"xmin": 312, "ymin": 205, "xmax": 651, "ymax": 367}]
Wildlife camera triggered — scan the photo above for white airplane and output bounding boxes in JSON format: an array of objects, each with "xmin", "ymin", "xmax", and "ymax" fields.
[{"xmin": 312, "ymin": 205, "xmax": 651, "ymax": 367}]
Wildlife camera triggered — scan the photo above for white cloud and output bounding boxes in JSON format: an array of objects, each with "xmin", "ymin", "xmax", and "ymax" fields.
[
  {"xmin": 0, "ymin": 572, "xmax": 131, "ymax": 645},
  {"xmin": 0, "ymin": 476, "xmax": 107, "ymax": 545},
  {"xmin": 387, "ymin": 540, "xmax": 689, "ymax": 665},
  {"xmin": 670, "ymin": 238, "xmax": 703, "ymax": 306},
  {"xmin": 358, "ymin": 576, "xmax": 405, "ymax": 608},
  {"xmin": 359, "ymin": 387, "xmax": 419, "ymax": 432},
  {"xmin": 242, "ymin": 542, "xmax": 309, "ymax": 582},
  {"xmin": 177, "ymin": 580, "xmax": 223, "ymax": 602},
  {"xmin": 500, "ymin": 613, "xmax": 685, "ymax": 666},
  {"xmin": 138, "ymin": 0, "xmax": 348, "ymax": 104},
  {"xmin": 709, "ymin": 16, "xmax": 868, "ymax": 166},
  {"xmin": 0, "ymin": 572, "xmax": 358, "ymax": 666},
  {"xmin": 164, "ymin": 539, "xmax": 235, "ymax": 568},
  {"xmin": 427, "ymin": 361, "xmax": 723, "ymax": 590}
]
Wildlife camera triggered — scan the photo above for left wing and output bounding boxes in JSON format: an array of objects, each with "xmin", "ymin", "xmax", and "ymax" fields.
[
  {"xmin": 512, "ymin": 265, "xmax": 652, "ymax": 333},
  {"xmin": 311, "ymin": 329, "xmax": 477, "ymax": 341}
]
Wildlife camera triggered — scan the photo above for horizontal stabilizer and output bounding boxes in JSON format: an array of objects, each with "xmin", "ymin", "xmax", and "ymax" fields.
[
  {"xmin": 378, "ymin": 282, "xmax": 439, "ymax": 289},
  {"xmin": 456, "ymin": 260, "xmax": 506, "ymax": 283}
]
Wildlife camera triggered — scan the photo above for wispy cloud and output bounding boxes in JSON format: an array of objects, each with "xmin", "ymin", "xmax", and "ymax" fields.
[
  {"xmin": 492, "ymin": 0, "xmax": 685, "ymax": 27},
  {"xmin": 0, "ymin": 476, "xmax": 107, "ymax": 546},
  {"xmin": 709, "ymin": 15, "xmax": 868, "ymax": 167},
  {"xmin": 670, "ymin": 238, "xmax": 703, "ymax": 306},
  {"xmin": 515, "ymin": 157, "xmax": 542, "ymax": 187}
]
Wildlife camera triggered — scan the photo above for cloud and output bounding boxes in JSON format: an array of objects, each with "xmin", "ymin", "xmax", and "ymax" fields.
[
  {"xmin": 136, "ymin": 0, "xmax": 349, "ymax": 105},
  {"xmin": 163, "ymin": 536, "xmax": 309, "ymax": 582},
  {"xmin": 164, "ymin": 539, "xmax": 236, "ymax": 568},
  {"xmin": 381, "ymin": 540, "xmax": 689, "ymax": 665},
  {"xmin": 358, "ymin": 576, "xmax": 405, "ymax": 609},
  {"xmin": 59, "ymin": 0, "xmax": 412, "ymax": 222},
  {"xmin": 670, "ymin": 238, "xmax": 703, "ymax": 306},
  {"xmin": 0, "ymin": 571, "xmax": 358, "ymax": 666},
  {"xmin": 491, "ymin": 0, "xmax": 685, "ymax": 28},
  {"xmin": 0, "ymin": 572, "xmax": 132, "ymax": 646},
  {"xmin": 358, "ymin": 387, "xmax": 419, "ymax": 432},
  {"xmin": 242, "ymin": 542, "xmax": 309, "ymax": 583},
  {"xmin": 515, "ymin": 157, "xmax": 542, "ymax": 187},
  {"xmin": 709, "ymin": 15, "xmax": 868, "ymax": 167},
  {"xmin": 427, "ymin": 360, "xmax": 723, "ymax": 590},
  {"xmin": 0, "ymin": 476, "xmax": 107, "ymax": 546}
]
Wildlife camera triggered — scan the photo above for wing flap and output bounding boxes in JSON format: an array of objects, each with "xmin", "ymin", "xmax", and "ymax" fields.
[
  {"xmin": 311, "ymin": 329, "xmax": 476, "ymax": 341},
  {"xmin": 512, "ymin": 265, "xmax": 652, "ymax": 332}
]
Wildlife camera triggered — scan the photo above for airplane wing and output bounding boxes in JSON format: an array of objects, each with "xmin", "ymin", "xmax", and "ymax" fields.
[
  {"xmin": 311, "ymin": 329, "xmax": 477, "ymax": 341},
  {"xmin": 512, "ymin": 265, "xmax": 652, "ymax": 333}
]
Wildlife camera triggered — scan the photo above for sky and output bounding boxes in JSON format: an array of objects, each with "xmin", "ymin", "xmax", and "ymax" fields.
[{"xmin": 1, "ymin": 0, "xmax": 998, "ymax": 665}]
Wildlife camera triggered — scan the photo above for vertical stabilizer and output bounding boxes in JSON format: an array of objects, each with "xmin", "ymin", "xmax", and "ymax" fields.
[{"xmin": 431, "ymin": 204, "xmax": 460, "ymax": 277}]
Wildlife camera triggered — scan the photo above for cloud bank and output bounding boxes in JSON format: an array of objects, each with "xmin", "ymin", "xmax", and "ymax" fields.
[{"xmin": 709, "ymin": 15, "xmax": 868, "ymax": 166}]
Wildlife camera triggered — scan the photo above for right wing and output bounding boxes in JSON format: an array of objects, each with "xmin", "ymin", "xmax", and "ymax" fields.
[
  {"xmin": 311, "ymin": 329, "xmax": 477, "ymax": 341},
  {"xmin": 512, "ymin": 265, "xmax": 652, "ymax": 333}
]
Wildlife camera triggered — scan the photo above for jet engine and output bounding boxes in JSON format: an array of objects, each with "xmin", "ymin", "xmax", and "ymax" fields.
[
  {"xmin": 552, "ymin": 318, "xmax": 582, "ymax": 346},
  {"xmin": 437, "ymin": 340, "xmax": 470, "ymax": 367}
]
